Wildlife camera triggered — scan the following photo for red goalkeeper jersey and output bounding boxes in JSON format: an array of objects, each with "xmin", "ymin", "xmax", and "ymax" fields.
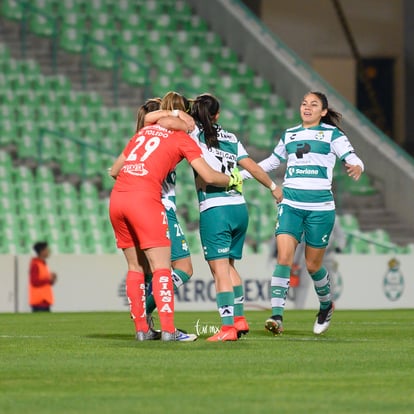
[{"xmin": 113, "ymin": 125, "xmax": 201, "ymax": 194}]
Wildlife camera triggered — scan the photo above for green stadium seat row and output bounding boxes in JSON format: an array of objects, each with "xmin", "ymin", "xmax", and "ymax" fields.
[
  {"xmin": 0, "ymin": 54, "xmax": 292, "ymax": 163},
  {"xmin": 0, "ymin": 61, "xmax": 135, "ymax": 168},
  {"xmin": 0, "ymin": 1, "xmax": 288, "ymax": 110},
  {"xmin": 0, "ymin": 1, "xmax": 387, "ymax": 255},
  {"xmin": 0, "ymin": 0, "xmax": 295, "ymax": 145},
  {"xmin": 0, "ymin": 148, "xmax": 408, "ymax": 255},
  {"xmin": 0, "ymin": 152, "xmax": 117, "ymax": 254}
]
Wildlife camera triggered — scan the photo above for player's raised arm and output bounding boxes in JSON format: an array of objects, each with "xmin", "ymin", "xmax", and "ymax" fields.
[{"xmin": 238, "ymin": 157, "xmax": 283, "ymax": 203}]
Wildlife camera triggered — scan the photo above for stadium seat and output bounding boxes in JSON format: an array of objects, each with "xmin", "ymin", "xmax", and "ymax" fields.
[
  {"xmin": 60, "ymin": 10, "xmax": 85, "ymax": 27},
  {"xmin": 170, "ymin": 30, "xmax": 194, "ymax": 52},
  {"xmin": 222, "ymin": 92, "xmax": 249, "ymax": 116},
  {"xmin": 121, "ymin": 60, "xmax": 149, "ymax": 87},
  {"xmin": 59, "ymin": 24, "xmax": 86, "ymax": 53},
  {"xmin": 112, "ymin": 0, "xmax": 135, "ymax": 20},
  {"xmin": 153, "ymin": 13, "xmax": 177, "ymax": 33},
  {"xmin": 89, "ymin": 42, "xmax": 117, "ymax": 70},
  {"xmin": 366, "ymin": 229, "xmax": 395, "ymax": 254},
  {"xmin": 138, "ymin": 0, "xmax": 164, "ymax": 17},
  {"xmin": 0, "ymin": 118, "xmax": 18, "ymax": 147},
  {"xmin": 29, "ymin": 9, "xmax": 57, "ymax": 37},
  {"xmin": 247, "ymin": 76, "xmax": 272, "ymax": 101},
  {"xmin": 348, "ymin": 231, "xmax": 370, "ymax": 254},
  {"xmin": 182, "ymin": 45, "xmax": 208, "ymax": 70},
  {"xmin": 56, "ymin": 0, "xmax": 83, "ymax": 14},
  {"xmin": 119, "ymin": 13, "xmax": 142, "ymax": 31},
  {"xmin": 83, "ymin": 0, "xmax": 109, "ymax": 18},
  {"xmin": 247, "ymin": 123, "xmax": 275, "ymax": 150},
  {"xmin": 1, "ymin": 0, "xmax": 25, "ymax": 20},
  {"xmin": 343, "ymin": 173, "xmax": 377, "ymax": 196},
  {"xmin": 0, "ymin": 155, "xmax": 12, "ymax": 182},
  {"xmin": 214, "ymin": 47, "xmax": 240, "ymax": 72},
  {"xmin": 234, "ymin": 63, "xmax": 255, "ymax": 89},
  {"xmin": 152, "ymin": 46, "xmax": 178, "ymax": 73},
  {"xmin": 219, "ymin": 108, "xmax": 244, "ymax": 135}
]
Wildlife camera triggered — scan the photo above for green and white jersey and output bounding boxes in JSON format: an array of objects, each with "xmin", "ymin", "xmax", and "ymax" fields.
[
  {"xmin": 246, "ymin": 122, "xmax": 363, "ymax": 211},
  {"xmin": 161, "ymin": 171, "xmax": 176, "ymax": 211},
  {"xmin": 191, "ymin": 125, "xmax": 249, "ymax": 212}
]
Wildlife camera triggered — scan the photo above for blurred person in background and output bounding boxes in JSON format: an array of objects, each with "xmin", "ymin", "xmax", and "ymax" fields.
[{"xmin": 29, "ymin": 241, "xmax": 57, "ymax": 312}]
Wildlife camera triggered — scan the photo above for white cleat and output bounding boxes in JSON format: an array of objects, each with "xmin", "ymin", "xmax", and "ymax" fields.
[{"xmin": 313, "ymin": 303, "xmax": 335, "ymax": 335}]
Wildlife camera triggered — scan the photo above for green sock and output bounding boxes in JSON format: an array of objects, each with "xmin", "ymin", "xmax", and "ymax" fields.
[
  {"xmin": 233, "ymin": 285, "xmax": 244, "ymax": 317},
  {"xmin": 146, "ymin": 294, "xmax": 157, "ymax": 314},
  {"xmin": 310, "ymin": 267, "xmax": 331, "ymax": 310},
  {"xmin": 144, "ymin": 273, "xmax": 152, "ymax": 285},
  {"xmin": 146, "ymin": 269, "xmax": 191, "ymax": 315},
  {"xmin": 216, "ymin": 291, "xmax": 234, "ymax": 326},
  {"xmin": 270, "ymin": 264, "xmax": 291, "ymax": 317},
  {"xmin": 171, "ymin": 269, "xmax": 191, "ymax": 290},
  {"xmin": 145, "ymin": 273, "xmax": 156, "ymax": 314}
]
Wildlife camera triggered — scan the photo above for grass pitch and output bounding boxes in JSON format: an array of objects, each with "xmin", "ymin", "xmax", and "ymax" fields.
[{"xmin": 0, "ymin": 309, "xmax": 413, "ymax": 414}]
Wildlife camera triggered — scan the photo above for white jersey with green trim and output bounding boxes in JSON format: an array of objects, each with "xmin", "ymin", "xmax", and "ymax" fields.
[
  {"xmin": 247, "ymin": 122, "xmax": 364, "ymax": 211},
  {"xmin": 161, "ymin": 171, "xmax": 176, "ymax": 211},
  {"xmin": 191, "ymin": 125, "xmax": 249, "ymax": 212}
]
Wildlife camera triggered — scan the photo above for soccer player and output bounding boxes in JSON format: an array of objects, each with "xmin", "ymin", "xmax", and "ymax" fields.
[
  {"xmin": 242, "ymin": 91, "xmax": 364, "ymax": 335},
  {"xmin": 190, "ymin": 93, "xmax": 282, "ymax": 341},
  {"xmin": 112, "ymin": 95, "xmax": 195, "ymax": 335},
  {"xmin": 108, "ymin": 100, "xmax": 242, "ymax": 342},
  {"xmin": 142, "ymin": 92, "xmax": 196, "ymax": 330}
]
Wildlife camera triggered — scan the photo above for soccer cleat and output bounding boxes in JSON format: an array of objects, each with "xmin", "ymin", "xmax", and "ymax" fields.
[
  {"xmin": 313, "ymin": 302, "xmax": 335, "ymax": 335},
  {"xmin": 206, "ymin": 326, "xmax": 238, "ymax": 342},
  {"xmin": 161, "ymin": 329, "xmax": 198, "ymax": 342},
  {"xmin": 265, "ymin": 315, "xmax": 284, "ymax": 335},
  {"xmin": 136, "ymin": 329, "xmax": 161, "ymax": 341},
  {"xmin": 234, "ymin": 316, "xmax": 250, "ymax": 337}
]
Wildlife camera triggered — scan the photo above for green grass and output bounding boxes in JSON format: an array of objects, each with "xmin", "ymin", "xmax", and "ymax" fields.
[{"xmin": 1, "ymin": 310, "xmax": 413, "ymax": 414}]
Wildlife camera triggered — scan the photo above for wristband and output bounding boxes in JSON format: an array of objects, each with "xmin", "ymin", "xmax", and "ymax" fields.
[
  {"xmin": 172, "ymin": 109, "xmax": 179, "ymax": 117},
  {"xmin": 269, "ymin": 182, "xmax": 277, "ymax": 191}
]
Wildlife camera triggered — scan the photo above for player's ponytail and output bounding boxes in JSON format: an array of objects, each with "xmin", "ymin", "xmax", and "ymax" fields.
[
  {"xmin": 191, "ymin": 94, "xmax": 220, "ymax": 149},
  {"xmin": 308, "ymin": 91, "xmax": 344, "ymax": 132}
]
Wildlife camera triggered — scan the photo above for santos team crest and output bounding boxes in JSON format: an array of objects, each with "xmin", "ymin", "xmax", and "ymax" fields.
[{"xmin": 383, "ymin": 258, "xmax": 404, "ymax": 301}]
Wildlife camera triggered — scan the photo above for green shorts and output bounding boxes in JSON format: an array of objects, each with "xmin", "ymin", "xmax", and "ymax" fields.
[
  {"xmin": 275, "ymin": 204, "xmax": 335, "ymax": 248},
  {"xmin": 200, "ymin": 204, "xmax": 248, "ymax": 261},
  {"xmin": 166, "ymin": 208, "xmax": 191, "ymax": 261}
]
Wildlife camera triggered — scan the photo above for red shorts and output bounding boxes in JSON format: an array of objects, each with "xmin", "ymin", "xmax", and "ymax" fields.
[{"xmin": 109, "ymin": 190, "xmax": 170, "ymax": 250}]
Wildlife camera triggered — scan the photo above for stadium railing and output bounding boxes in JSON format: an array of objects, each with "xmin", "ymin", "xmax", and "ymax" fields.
[
  {"xmin": 37, "ymin": 128, "xmax": 114, "ymax": 182},
  {"xmin": 344, "ymin": 229, "xmax": 405, "ymax": 254}
]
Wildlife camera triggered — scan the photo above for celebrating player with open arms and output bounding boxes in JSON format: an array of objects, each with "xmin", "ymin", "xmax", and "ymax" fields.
[{"xmin": 242, "ymin": 91, "xmax": 364, "ymax": 335}]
